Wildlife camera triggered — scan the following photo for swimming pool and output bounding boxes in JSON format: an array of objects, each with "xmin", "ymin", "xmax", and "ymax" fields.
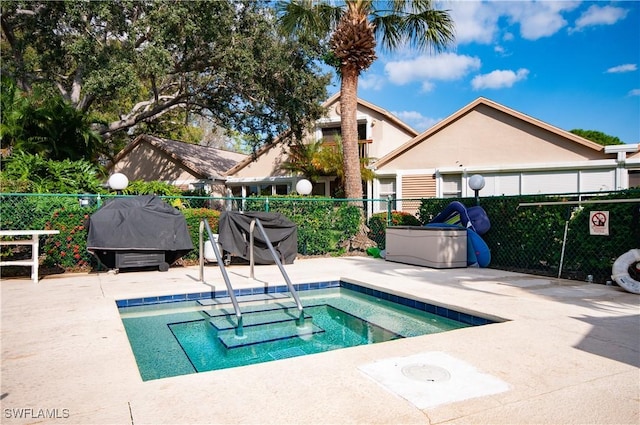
[{"xmin": 117, "ymin": 281, "xmax": 496, "ymax": 381}]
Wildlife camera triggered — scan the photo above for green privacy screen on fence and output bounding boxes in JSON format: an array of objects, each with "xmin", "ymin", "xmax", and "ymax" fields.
[{"xmin": 1, "ymin": 189, "xmax": 638, "ymax": 283}]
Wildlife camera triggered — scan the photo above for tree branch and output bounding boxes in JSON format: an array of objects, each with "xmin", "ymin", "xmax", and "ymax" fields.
[{"xmin": 100, "ymin": 94, "xmax": 188, "ymax": 137}]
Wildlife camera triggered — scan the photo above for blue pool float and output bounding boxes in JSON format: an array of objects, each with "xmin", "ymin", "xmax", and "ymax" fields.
[
  {"xmin": 466, "ymin": 228, "xmax": 491, "ymax": 267},
  {"xmin": 428, "ymin": 201, "xmax": 491, "ymax": 267},
  {"xmin": 429, "ymin": 201, "xmax": 491, "ymax": 235}
]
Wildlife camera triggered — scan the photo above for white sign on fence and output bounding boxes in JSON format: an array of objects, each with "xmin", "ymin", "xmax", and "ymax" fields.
[{"xmin": 589, "ymin": 211, "xmax": 609, "ymax": 236}]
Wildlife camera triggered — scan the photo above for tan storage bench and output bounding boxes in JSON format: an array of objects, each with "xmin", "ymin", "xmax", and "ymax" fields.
[{"xmin": 385, "ymin": 226, "xmax": 467, "ymax": 268}]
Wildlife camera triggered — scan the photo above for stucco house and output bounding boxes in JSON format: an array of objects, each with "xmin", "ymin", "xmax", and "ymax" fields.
[
  {"xmin": 369, "ymin": 97, "xmax": 639, "ymax": 213},
  {"xmin": 109, "ymin": 97, "xmax": 638, "ymax": 215},
  {"xmin": 224, "ymin": 93, "xmax": 419, "ymax": 197},
  {"xmin": 107, "ymin": 134, "xmax": 248, "ymax": 196}
]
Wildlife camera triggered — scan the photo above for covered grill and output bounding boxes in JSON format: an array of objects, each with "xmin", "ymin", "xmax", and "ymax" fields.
[
  {"xmin": 218, "ymin": 211, "xmax": 297, "ymax": 265},
  {"xmin": 87, "ymin": 195, "xmax": 193, "ymax": 271}
]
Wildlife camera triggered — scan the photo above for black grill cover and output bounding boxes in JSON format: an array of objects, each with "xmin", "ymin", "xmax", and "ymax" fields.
[
  {"xmin": 218, "ymin": 211, "xmax": 297, "ymax": 265},
  {"xmin": 87, "ymin": 195, "xmax": 193, "ymax": 265}
]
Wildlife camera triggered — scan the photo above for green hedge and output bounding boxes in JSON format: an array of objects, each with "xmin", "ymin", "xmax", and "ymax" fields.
[
  {"xmin": 367, "ymin": 211, "xmax": 421, "ymax": 249},
  {"xmin": 4, "ymin": 190, "xmax": 635, "ymax": 284},
  {"xmin": 33, "ymin": 198, "xmax": 361, "ymax": 270},
  {"xmin": 242, "ymin": 196, "xmax": 362, "ymax": 255},
  {"xmin": 181, "ymin": 208, "xmax": 221, "ymax": 261},
  {"xmin": 417, "ymin": 189, "xmax": 640, "ymax": 282}
]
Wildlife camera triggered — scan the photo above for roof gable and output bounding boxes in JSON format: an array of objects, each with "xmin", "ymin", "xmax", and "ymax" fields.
[
  {"xmin": 373, "ymin": 97, "xmax": 605, "ymax": 169},
  {"xmin": 226, "ymin": 94, "xmax": 418, "ymax": 176},
  {"xmin": 322, "ymin": 93, "xmax": 418, "ymax": 136},
  {"xmin": 110, "ymin": 135, "xmax": 248, "ymax": 179}
]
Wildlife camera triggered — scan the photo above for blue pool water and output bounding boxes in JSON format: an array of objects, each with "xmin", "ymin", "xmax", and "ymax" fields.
[{"xmin": 118, "ymin": 281, "xmax": 494, "ymax": 381}]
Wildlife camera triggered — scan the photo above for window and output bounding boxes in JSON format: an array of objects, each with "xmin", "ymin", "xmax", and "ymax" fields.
[
  {"xmin": 321, "ymin": 123, "xmax": 367, "ymax": 143},
  {"xmin": 378, "ymin": 178, "xmax": 396, "ymax": 210},
  {"xmin": 247, "ymin": 185, "xmax": 259, "ymax": 196},
  {"xmin": 522, "ymin": 171, "xmax": 577, "ymax": 194},
  {"xmin": 321, "ymin": 127, "xmax": 340, "ymax": 143},
  {"xmin": 442, "ymin": 175, "xmax": 461, "ymax": 198},
  {"xmin": 275, "ymin": 184, "xmax": 289, "ymax": 195},
  {"xmin": 321, "ymin": 123, "xmax": 370, "ymax": 159},
  {"xmin": 228, "ymin": 183, "xmax": 292, "ymax": 198}
]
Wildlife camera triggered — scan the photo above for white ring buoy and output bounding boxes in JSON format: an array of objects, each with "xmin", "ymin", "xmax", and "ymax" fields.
[{"xmin": 611, "ymin": 249, "xmax": 640, "ymax": 294}]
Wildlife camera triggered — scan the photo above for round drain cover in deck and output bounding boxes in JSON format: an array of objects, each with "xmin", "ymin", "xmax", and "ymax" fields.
[{"xmin": 401, "ymin": 364, "xmax": 451, "ymax": 382}]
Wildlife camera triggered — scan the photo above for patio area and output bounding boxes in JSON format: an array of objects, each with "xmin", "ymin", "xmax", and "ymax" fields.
[{"xmin": 1, "ymin": 256, "xmax": 638, "ymax": 424}]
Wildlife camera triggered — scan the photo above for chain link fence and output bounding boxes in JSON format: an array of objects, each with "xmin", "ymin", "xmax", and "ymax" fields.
[
  {"xmin": 411, "ymin": 191, "xmax": 639, "ymax": 284},
  {"xmin": 1, "ymin": 190, "xmax": 638, "ymax": 284}
]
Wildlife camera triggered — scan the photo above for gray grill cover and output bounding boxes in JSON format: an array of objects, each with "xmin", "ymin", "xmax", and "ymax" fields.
[
  {"xmin": 218, "ymin": 211, "xmax": 297, "ymax": 265},
  {"xmin": 87, "ymin": 195, "xmax": 193, "ymax": 263}
]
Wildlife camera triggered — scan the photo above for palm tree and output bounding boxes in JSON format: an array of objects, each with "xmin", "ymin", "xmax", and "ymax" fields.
[
  {"xmin": 279, "ymin": 137, "xmax": 376, "ymax": 197},
  {"xmin": 278, "ymin": 140, "xmax": 325, "ymax": 183},
  {"xmin": 277, "ymin": 0, "xmax": 455, "ymax": 200}
]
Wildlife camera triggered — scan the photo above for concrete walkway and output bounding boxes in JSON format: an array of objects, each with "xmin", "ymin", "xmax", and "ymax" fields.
[{"xmin": 1, "ymin": 256, "xmax": 638, "ymax": 424}]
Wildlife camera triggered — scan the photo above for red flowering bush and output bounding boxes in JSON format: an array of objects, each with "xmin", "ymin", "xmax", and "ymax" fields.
[{"xmin": 43, "ymin": 205, "xmax": 98, "ymax": 271}]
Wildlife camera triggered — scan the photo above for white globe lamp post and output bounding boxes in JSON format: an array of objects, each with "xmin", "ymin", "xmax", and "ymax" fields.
[
  {"xmin": 108, "ymin": 173, "xmax": 129, "ymax": 195},
  {"xmin": 295, "ymin": 179, "xmax": 312, "ymax": 196},
  {"xmin": 468, "ymin": 174, "xmax": 485, "ymax": 205}
]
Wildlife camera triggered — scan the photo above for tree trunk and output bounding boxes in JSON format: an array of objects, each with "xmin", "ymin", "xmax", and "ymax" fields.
[{"xmin": 340, "ymin": 66, "xmax": 362, "ymax": 201}]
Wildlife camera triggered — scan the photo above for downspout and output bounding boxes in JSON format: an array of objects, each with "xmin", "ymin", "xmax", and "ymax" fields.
[{"xmin": 615, "ymin": 151, "xmax": 626, "ymax": 190}]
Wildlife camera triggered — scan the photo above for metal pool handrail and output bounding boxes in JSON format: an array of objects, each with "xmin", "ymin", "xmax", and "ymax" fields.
[
  {"xmin": 199, "ymin": 219, "xmax": 243, "ymax": 337},
  {"xmin": 250, "ymin": 218, "xmax": 305, "ymax": 327}
]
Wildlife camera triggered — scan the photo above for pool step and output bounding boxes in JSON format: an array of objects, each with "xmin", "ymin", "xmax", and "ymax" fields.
[
  {"xmin": 203, "ymin": 299, "xmax": 301, "ymax": 318},
  {"xmin": 216, "ymin": 318, "xmax": 324, "ymax": 349},
  {"xmin": 198, "ymin": 292, "xmax": 290, "ymax": 306},
  {"xmin": 207, "ymin": 306, "xmax": 312, "ymax": 331}
]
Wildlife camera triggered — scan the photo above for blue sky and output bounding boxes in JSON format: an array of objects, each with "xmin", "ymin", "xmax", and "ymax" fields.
[{"xmin": 326, "ymin": 0, "xmax": 640, "ymax": 143}]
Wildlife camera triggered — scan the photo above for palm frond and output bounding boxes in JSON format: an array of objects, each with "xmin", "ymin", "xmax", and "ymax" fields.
[
  {"xmin": 276, "ymin": 0, "xmax": 341, "ymax": 39},
  {"xmin": 371, "ymin": 0, "xmax": 455, "ymax": 52}
]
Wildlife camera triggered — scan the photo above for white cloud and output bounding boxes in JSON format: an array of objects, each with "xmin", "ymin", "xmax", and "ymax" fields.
[
  {"xmin": 629, "ymin": 89, "xmax": 640, "ymax": 97},
  {"xmin": 572, "ymin": 5, "xmax": 629, "ymax": 32},
  {"xmin": 439, "ymin": 1, "xmax": 628, "ymax": 45},
  {"xmin": 471, "ymin": 68, "xmax": 529, "ymax": 90},
  {"xmin": 606, "ymin": 64, "xmax": 637, "ymax": 73},
  {"xmin": 494, "ymin": 45, "xmax": 512, "ymax": 57},
  {"xmin": 359, "ymin": 74, "xmax": 385, "ymax": 91},
  {"xmin": 385, "ymin": 53, "xmax": 481, "ymax": 86},
  {"xmin": 445, "ymin": 1, "xmax": 499, "ymax": 44},
  {"xmin": 445, "ymin": 1, "xmax": 580, "ymax": 43},
  {"xmin": 392, "ymin": 111, "xmax": 441, "ymax": 132},
  {"xmin": 420, "ymin": 81, "xmax": 435, "ymax": 93},
  {"xmin": 501, "ymin": 1, "xmax": 580, "ymax": 40}
]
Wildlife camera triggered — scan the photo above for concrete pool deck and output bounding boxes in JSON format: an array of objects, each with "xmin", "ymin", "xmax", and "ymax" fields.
[{"xmin": 1, "ymin": 256, "xmax": 638, "ymax": 424}]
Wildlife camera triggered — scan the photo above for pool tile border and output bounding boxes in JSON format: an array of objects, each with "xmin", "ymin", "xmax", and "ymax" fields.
[
  {"xmin": 339, "ymin": 281, "xmax": 494, "ymax": 326},
  {"xmin": 116, "ymin": 280, "xmax": 493, "ymax": 326}
]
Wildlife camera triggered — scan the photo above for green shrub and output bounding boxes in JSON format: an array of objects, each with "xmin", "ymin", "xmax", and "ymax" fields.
[
  {"xmin": 0, "ymin": 152, "xmax": 104, "ymax": 193},
  {"xmin": 416, "ymin": 198, "xmax": 456, "ymax": 224},
  {"xmin": 277, "ymin": 198, "xmax": 336, "ymax": 255},
  {"xmin": 122, "ymin": 180, "xmax": 182, "ymax": 196},
  {"xmin": 367, "ymin": 211, "xmax": 421, "ymax": 249},
  {"xmin": 560, "ymin": 193, "xmax": 639, "ymax": 281},
  {"xmin": 181, "ymin": 208, "xmax": 221, "ymax": 261},
  {"xmin": 267, "ymin": 197, "xmax": 362, "ymax": 255},
  {"xmin": 334, "ymin": 204, "xmax": 361, "ymax": 237}
]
